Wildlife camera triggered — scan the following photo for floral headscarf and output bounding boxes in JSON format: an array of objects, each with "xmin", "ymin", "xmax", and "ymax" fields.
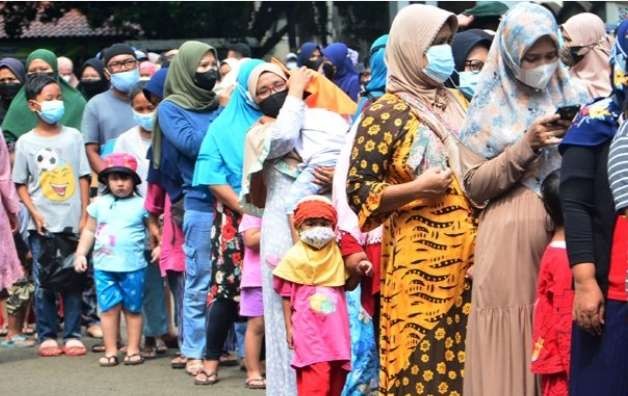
[{"xmin": 460, "ymin": 2, "xmax": 590, "ymax": 194}]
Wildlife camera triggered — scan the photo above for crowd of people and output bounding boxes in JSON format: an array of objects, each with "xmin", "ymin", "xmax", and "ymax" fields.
[{"xmin": 0, "ymin": 2, "xmax": 626, "ymax": 395}]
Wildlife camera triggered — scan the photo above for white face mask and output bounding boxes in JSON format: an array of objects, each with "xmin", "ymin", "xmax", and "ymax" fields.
[
  {"xmin": 518, "ymin": 61, "xmax": 558, "ymax": 90},
  {"xmin": 61, "ymin": 74, "xmax": 72, "ymax": 83},
  {"xmin": 299, "ymin": 226, "xmax": 336, "ymax": 249}
]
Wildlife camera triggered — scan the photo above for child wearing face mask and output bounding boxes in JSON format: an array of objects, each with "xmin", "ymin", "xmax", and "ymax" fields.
[
  {"xmin": 273, "ymin": 195, "xmax": 365, "ymax": 396},
  {"xmin": 74, "ymin": 153, "xmax": 157, "ymax": 367},
  {"xmin": 11, "ymin": 75, "xmax": 91, "ymax": 357}
]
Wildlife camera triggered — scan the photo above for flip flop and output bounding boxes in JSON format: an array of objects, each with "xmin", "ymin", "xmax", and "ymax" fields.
[
  {"xmin": 171, "ymin": 355, "xmax": 187, "ymax": 369},
  {"xmin": 219, "ymin": 353, "xmax": 239, "ymax": 367},
  {"xmin": 142, "ymin": 346, "xmax": 157, "ymax": 359},
  {"xmin": 185, "ymin": 359, "xmax": 204, "ymax": 376},
  {"xmin": 63, "ymin": 339, "xmax": 87, "ymax": 356},
  {"xmin": 98, "ymin": 355, "xmax": 119, "ymax": 367},
  {"xmin": 123, "ymin": 353, "xmax": 145, "ymax": 366},
  {"xmin": 1, "ymin": 335, "xmax": 36, "ymax": 348},
  {"xmin": 194, "ymin": 369, "xmax": 219, "ymax": 386},
  {"xmin": 155, "ymin": 338, "xmax": 168, "ymax": 354},
  {"xmin": 38, "ymin": 339, "xmax": 63, "ymax": 357},
  {"xmin": 245, "ymin": 377, "xmax": 266, "ymax": 390}
]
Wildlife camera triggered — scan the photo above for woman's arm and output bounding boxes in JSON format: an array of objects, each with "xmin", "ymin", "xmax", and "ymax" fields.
[
  {"xmin": 158, "ymin": 103, "xmax": 207, "ymax": 159},
  {"xmin": 264, "ymin": 96, "xmax": 306, "ymax": 160},
  {"xmin": 560, "ymin": 146, "xmax": 604, "ymax": 334},
  {"xmin": 209, "ymin": 185, "xmax": 242, "ymax": 214}
]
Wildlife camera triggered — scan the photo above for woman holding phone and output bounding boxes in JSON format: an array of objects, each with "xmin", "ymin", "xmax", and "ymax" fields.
[{"xmin": 459, "ymin": 4, "xmax": 589, "ymax": 395}]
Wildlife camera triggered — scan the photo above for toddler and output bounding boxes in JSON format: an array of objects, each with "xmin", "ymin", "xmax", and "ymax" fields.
[
  {"xmin": 74, "ymin": 153, "xmax": 154, "ymax": 367},
  {"xmin": 531, "ymin": 170, "xmax": 573, "ymax": 396},
  {"xmin": 273, "ymin": 195, "xmax": 359, "ymax": 396}
]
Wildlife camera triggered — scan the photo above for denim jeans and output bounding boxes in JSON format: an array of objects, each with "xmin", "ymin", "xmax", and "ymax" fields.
[
  {"xmin": 30, "ymin": 233, "xmax": 82, "ymax": 343},
  {"xmin": 166, "ymin": 270, "xmax": 185, "ymax": 348},
  {"xmin": 180, "ymin": 209, "xmax": 214, "ymax": 359},
  {"xmin": 142, "ymin": 253, "xmax": 168, "ymax": 337}
]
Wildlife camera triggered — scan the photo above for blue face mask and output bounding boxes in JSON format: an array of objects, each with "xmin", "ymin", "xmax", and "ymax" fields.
[
  {"xmin": 458, "ymin": 70, "xmax": 481, "ymax": 98},
  {"xmin": 423, "ymin": 44, "xmax": 455, "ymax": 84},
  {"xmin": 133, "ymin": 110, "xmax": 155, "ymax": 132},
  {"xmin": 37, "ymin": 100, "xmax": 65, "ymax": 125},
  {"xmin": 110, "ymin": 68, "xmax": 140, "ymax": 93}
]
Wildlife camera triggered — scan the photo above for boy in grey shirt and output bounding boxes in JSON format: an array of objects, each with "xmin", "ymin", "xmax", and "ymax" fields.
[{"xmin": 12, "ymin": 75, "xmax": 90, "ymax": 356}]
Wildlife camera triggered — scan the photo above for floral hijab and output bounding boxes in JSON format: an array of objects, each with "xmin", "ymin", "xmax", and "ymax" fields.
[{"xmin": 460, "ymin": 2, "xmax": 590, "ymax": 194}]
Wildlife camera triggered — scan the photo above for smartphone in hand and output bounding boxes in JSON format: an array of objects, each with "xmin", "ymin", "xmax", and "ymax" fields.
[{"xmin": 556, "ymin": 105, "xmax": 581, "ymax": 121}]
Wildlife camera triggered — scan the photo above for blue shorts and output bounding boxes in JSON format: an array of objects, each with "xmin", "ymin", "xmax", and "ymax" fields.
[{"xmin": 94, "ymin": 268, "xmax": 146, "ymax": 313}]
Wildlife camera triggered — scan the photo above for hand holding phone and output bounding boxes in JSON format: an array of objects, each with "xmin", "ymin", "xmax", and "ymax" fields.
[{"xmin": 556, "ymin": 105, "xmax": 581, "ymax": 121}]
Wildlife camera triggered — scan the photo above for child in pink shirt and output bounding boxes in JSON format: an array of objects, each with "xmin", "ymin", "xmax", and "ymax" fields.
[
  {"xmin": 273, "ymin": 196, "xmax": 352, "ymax": 396},
  {"xmin": 238, "ymin": 214, "xmax": 265, "ymax": 389}
]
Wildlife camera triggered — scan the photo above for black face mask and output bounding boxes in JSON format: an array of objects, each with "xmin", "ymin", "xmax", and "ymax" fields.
[
  {"xmin": 194, "ymin": 69, "xmax": 218, "ymax": 91},
  {"xmin": 258, "ymin": 90, "xmax": 288, "ymax": 118},
  {"xmin": 303, "ymin": 57, "xmax": 323, "ymax": 71},
  {"xmin": 78, "ymin": 79, "xmax": 110, "ymax": 99},
  {"xmin": 559, "ymin": 46, "xmax": 586, "ymax": 67},
  {"xmin": 26, "ymin": 72, "xmax": 56, "ymax": 83},
  {"xmin": 0, "ymin": 82, "xmax": 21, "ymax": 100},
  {"xmin": 321, "ymin": 62, "xmax": 336, "ymax": 80}
]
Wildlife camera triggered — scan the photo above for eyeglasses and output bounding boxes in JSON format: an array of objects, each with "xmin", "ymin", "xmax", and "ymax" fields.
[
  {"xmin": 107, "ymin": 58, "xmax": 137, "ymax": 73},
  {"xmin": 464, "ymin": 60, "xmax": 485, "ymax": 73},
  {"xmin": 256, "ymin": 80, "xmax": 287, "ymax": 100}
]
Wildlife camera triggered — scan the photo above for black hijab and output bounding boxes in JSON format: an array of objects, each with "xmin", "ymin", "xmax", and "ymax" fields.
[
  {"xmin": 77, "ymin": 58, "xmax": 109, "ymax": 100},
  {"xmin": 449, "ymin": 29, "xmax": 493, "ymax": 86}
]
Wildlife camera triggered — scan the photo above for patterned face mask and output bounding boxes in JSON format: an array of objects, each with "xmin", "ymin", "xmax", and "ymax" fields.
[{"xmin": 299, "ymin": 226, "xmax": 336, "ymax": 249}]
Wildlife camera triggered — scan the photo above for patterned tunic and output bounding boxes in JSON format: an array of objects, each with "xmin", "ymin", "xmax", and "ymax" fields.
[{"xmin": 347, "ymin": 93, "xmax": 476, "ymax": 395}]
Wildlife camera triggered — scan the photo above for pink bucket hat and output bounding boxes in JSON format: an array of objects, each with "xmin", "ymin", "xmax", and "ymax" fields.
[{"xmin": 98, "ymin": 152, "xmax": 142, "ymax": 185}]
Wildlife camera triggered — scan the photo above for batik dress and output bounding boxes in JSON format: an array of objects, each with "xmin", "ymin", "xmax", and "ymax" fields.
[{"xmin": 347, "ymin": 93, "xmax": 476, "ymax": 396}]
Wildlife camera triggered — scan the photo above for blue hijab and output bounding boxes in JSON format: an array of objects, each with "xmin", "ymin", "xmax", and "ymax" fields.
[
  {"xmin": 355, "ymin": 35, "xmax": 388, "ymax": 117},
  {"xmin": 193, "ymin": 58, "xmax": 264, "ymax": 192},
  {"xmin": 297, "ymin": 42, "xmax": 320, "ymax": 67},
  {"xmin": 323, "ymin": 42, "xmax": 360, "ymax": 101},
  {"xmin": 144, "ymin": 67, "xmax": 168, "ymax": 101},
  {"xmin": 560, "ymin": 20, "xmax": 628, "ymax": 151}
]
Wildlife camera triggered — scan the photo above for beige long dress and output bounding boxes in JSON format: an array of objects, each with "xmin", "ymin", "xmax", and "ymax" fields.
[{"xmin": 463, "ymin": 137, "xmax": 550, "ymax": 396}]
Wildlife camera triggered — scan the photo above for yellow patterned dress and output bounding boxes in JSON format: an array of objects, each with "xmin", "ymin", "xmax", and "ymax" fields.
[{"xmin": 346, "ymin": 93, "xmax": 476, "ymax": 396}]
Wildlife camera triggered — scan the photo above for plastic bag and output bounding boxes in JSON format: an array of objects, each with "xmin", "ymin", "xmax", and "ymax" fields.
[{"xmin": 36, "ymin": 232, "xmax": 85, "ymax": 292}]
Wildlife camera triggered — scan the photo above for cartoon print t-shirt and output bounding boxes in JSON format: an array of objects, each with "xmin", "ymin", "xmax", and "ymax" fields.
[
  {"xmin": 12, "ymin": 126, "xmax": 91, "ymax": 233},
  {"xmin": 87, "ymin": 194, "xmax": 148, "ymax": 272}
]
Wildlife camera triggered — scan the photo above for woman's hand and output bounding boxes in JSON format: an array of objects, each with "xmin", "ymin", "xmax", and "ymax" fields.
[
  {"xmin": 572, "ymin": 263, "xmax": 605, "ymax": 335},
  {"xmin": 526, "ymin": 114, "xmax": 572, "ymax": 151},
  {"xmin": 288, "ymin": 66, "xmax": 314, "ymax": 98},
  {"xmin": 151, "ymin": 245, "xmax": 161, "ymax": 264},
  {"xmin": 9, "ymin": 212, "xmax": 19, "ymax": 233},
  {"xmin": 74, "ymin": 255, "xmax": 88, "ymax": 273},
  {"xmin": 412, "ymin": 167, "xmax": 452, "ymax": 200},
  {"xmin": 313, "ymin": 166, "xmax": 334, "ymax": 194},
  {"xmin": 285, "ymin": 324, "xmax": 294, "ymax": 349},
  {"xmin": 358, "ymin": 259, "xmax": 373, "ymax": 277}
]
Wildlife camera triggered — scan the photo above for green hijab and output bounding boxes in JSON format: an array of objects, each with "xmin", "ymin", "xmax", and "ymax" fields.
[
  {"xmin": 153, "ymin": 40, "xmax": 219, "ymax": 168},
  {"xmin": 1, "ymin": 49, "xmax": 86, "ymax": 142}
]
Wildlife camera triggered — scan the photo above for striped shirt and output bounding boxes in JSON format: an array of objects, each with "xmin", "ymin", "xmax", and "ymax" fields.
[{"xmin": 608, "ymin": 120, "xmax": 628, "ymax": 212}]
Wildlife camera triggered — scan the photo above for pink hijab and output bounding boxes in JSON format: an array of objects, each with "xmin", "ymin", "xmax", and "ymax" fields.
[{"xmin": 562, "ymin": 13, "xmax": 612, "ymax": 98}]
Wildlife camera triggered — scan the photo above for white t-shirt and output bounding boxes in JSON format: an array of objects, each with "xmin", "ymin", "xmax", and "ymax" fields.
[{"xmin": 112, "ymin": 126, "xmax": 151, "ymax": 196}]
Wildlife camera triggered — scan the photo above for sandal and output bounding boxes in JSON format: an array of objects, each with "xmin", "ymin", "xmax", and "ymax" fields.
[
  {"xmin": 1, "ymin": 335, "xmax": 36, "ymax": 348},
  {"xmin": 98, "ymin": 355, "xmax": 119, "ymax": 367},
  {"xmin": 86, "ymin": 324, "xmax": 103, "ymax": 339},
  {"xmin": 171, "ymin": 354, "xmax": 187, "ymax": 369},
  {"xmin": 185, "ymin": 359, "xmax": 204, "ymax": 376},
  {"xmin": 194, "ymin": 368, "xmax": 219, "ymax": 385},
  {"xmin": 155, "ymin": 337, "xmax": 168, "ymax": 354},
  {"xmin": 63, "ymin": 339, "xmax": 87, "ymax": 356},
  {"xmin": 123, "ymin": 353, "xmax": 145, "ymax": 366},
  {"xmin": 142, "ymin": 346, "xmax": 157, "ymax": 359},
  {"xmin": 245, "ymin": 377, "xmax": 266, "ymax": 390},
  {"xmin": 219, "ymin": 353, "xmax": 239, "ymax": 367},
  {"xmin": 22, "ymin": 325, "xmax": 35, "ymax": 336},
  {"xmin": 38, "ymin": 339, "xmax": 63, "ymax": 357},
  {"xmin": 0, "ymin": 326, "xmax": 7, "ymax": 337}
]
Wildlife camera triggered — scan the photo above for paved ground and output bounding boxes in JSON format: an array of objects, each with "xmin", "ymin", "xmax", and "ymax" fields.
[{"xmin": 0, "ymin": 338, "xmax": 260, "ymax": 396}]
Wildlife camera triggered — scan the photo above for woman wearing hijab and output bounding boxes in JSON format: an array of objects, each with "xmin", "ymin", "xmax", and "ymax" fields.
[
  {"xmin": 560, "ymin": 13, "xmax": 613, "ymax": 99},
  {"xmin": 153, "ymin": 40, "xmax": 222, "ymax": 376},
  {"xmin": 322, "ymin": 42, "xmax": 360, "ymax": 101},
  {"xmin": 346, "ymin": 5, "xmax": 476, "ymax": 394},
  {"xmin": 450, "ymin": 29, "xmax": 493, "ymax": 100},
  {"xmin": 77, "ymin": 58, "xmax": 109, "ymax": 101},
  {"xmin": 355, "ymin": 35, "xmax": 388, "ymax": 117},
  {"xmin": 459, "ymin": 3, "xmax": 589, "ymax": 395},
  {"xmin": 1, "ymin": 49, "xmax": 86, "ymax": 143},
  {"xmin": 333, "ymin": 34, "xmax": 389, "ymax": 396},
  {"xmin": 215, "ymin": 58, "xmax": 241, "ymax": 97},
  {"xmin": 191, "ymin": 58, "xmax": 263, "ymax": 385},
  {"xmin": 560, "ymin": 20, "xmax": 628, "ymax": 396},
  {"xmin": 0, "ymin": 58, "xmax": 25, "ymax": 129},
  {"xmin": 297, "ymin": 42, "xmax": 322, "ymax": 70}
]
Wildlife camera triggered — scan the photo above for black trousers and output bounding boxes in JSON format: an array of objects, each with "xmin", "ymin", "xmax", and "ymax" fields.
[{"xmin": 205, "ymin": 298, "xmax": 239, "ymax": 360}]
